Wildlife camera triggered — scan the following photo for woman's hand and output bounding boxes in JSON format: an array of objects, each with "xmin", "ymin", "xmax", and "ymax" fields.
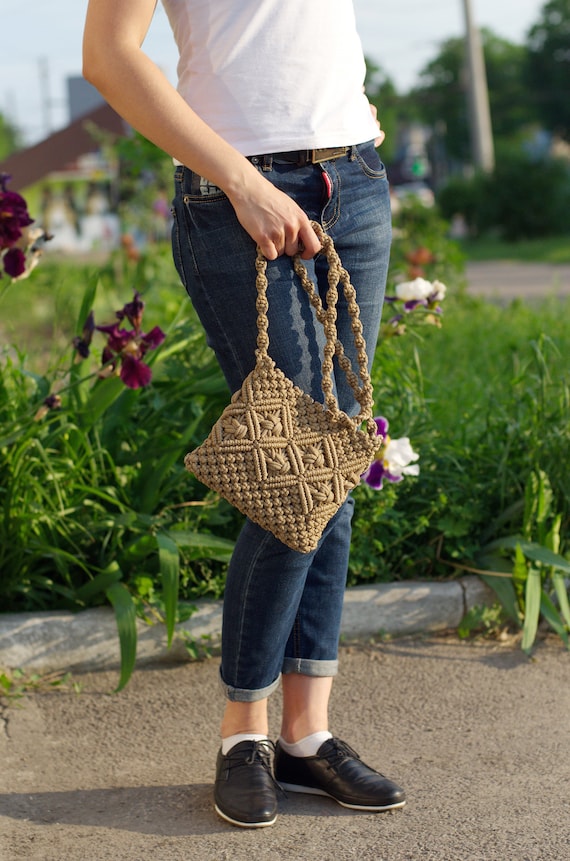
[
  {"xmin": 227, "ymin": 172, "xmax": 322, "ymax": 261},
  {"xmin": 369, "ymin": 101, "xmax": 386, "ymax": 148}
]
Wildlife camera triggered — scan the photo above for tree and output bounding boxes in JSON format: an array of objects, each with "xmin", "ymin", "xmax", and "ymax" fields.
[
  {"xmin": 526, "ymin": 0, "xmax": 570, "ymax": 140},
  {"xmin": 410, "ymin": 31, "xmax": 538, "ymax": 162},
  {"xmin": 0, "ymin": 114, "xmax": 22, "ymax": 161},
  {"xmin": 364, "ymin": 60, "xmax": 401, "ymax": 164}
]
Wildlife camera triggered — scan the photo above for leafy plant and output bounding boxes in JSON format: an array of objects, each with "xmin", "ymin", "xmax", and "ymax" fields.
[
  {"xmin": 0, "ymin": 265, "xmax": 236, "ymax": 689},
  {"xmin": 458, "ymin": 604, "xmax": 507, "ymax": 640},
  {"xmin": 476, "ymin": 470, "xmax": 570, "ymax": 653}
]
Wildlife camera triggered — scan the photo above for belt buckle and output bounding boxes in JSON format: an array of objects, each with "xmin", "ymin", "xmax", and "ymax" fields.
[{"xmin": 310, "ymin": 146, "xmax": 348, "ymax": 163}]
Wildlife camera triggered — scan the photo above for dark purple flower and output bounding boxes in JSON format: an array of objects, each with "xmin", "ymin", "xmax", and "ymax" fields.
[
  {"xmin": 44, "ymin": 393, "xmax": 62, "ymax": 410},
  {"xmin": 120, "ymin": 353, "xmax": 152, "ymax": 388},
  {"xmin": 3, "ymin": 247, "xmax": 26, "ymax": 278},
  {"xmin": 0, "ymin": 176, "xmax": 34, "ymax": 251},
  {"xmin": 96, "ymin": 322, "xmax": 134, "ymax": 353},
  {"xmin": 373, "ymin": 416, "xmax": 389, "ymax": 437},
  {"xmin": 95, "ymin": 294, "xmax": 165, "ymax": 389},
  {"xmin": 116, "ymin": 291, "xmax": 145, "ymax": 331},
  {"xmin": 72, "ymin": 311, "xmax": 95, "ymax": 359}
]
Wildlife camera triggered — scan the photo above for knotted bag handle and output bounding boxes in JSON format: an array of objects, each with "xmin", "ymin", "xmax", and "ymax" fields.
[{"xmin": 254, "ymin": 221, "xmax": 377, "ymax": 440}]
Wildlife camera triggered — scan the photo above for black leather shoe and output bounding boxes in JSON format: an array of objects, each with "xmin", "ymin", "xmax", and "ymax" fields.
[
  {"xmin": 274, "ymin": 737, "xmax": 406, "ymax": 811},
  {"xmin": 214, "ymin": 740, "xmax": 279, "ymax": 828}
]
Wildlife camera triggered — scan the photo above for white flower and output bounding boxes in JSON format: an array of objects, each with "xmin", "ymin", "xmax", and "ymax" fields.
[
  {"xmin": 395, "ymin": 278, "xmax": 433, "ymax": 302},
  {"xmin": 383, "ymin": 436, "xmax": 420, "ymax": 478},
  {"xmin": 430, "ymin": 280, "xmax": 447, "ymax": 301}
]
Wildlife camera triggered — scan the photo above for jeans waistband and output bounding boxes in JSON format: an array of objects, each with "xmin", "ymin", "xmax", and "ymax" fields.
[{"xmin": 248, "ymin": 146, "xmax": 356, "ymax": 168}]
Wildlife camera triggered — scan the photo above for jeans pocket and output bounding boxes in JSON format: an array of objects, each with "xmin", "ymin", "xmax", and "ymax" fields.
[
  {"xmin": 353, "ymin": 143, "xmax": 387, "ymax": 180},
  {"xmin": 171, "ymin": 201, "xmax": 189, "ymax": 291}
]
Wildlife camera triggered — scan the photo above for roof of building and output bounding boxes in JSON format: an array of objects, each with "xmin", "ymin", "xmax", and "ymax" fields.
[{"xmin": 0, "ymin": 103, "xmax": 128, "ymax": 191}]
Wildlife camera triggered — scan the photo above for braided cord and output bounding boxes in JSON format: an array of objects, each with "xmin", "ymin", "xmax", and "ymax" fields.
[{"xmin": 255, "ymin": 222, "xmax": 376, "ymax": 433}]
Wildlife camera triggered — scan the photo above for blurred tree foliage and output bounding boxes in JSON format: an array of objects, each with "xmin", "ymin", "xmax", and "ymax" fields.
[
  {"xmin": 364, "ymin": 61, "xmax": 401, "ymax": 164},
  {"xmin": 409, "ymin": 31, "xmax": 539, "ymax": 162},
  {"xmin": 0, "ymin": 113, "xmax": 22, "ymax": 161},
  {"xmin": 526, "ymin": 0, "xmax": 570, "ymax": 141}
]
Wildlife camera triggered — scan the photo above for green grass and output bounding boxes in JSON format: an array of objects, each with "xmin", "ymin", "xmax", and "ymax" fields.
[
  {"xmin": 0, "ymin": 245, "xmax": 183, "ymax": 372},
  {"xmin": 350, "ymin": 290, "xmax": 570, "ymax": 586},
  {"xmin": 459, "ymin": 235, "xmax": 570, "ymax": 264},
  {"xmin": 2, "ymin": 247, "xmax": 569, "ymax": 675}
]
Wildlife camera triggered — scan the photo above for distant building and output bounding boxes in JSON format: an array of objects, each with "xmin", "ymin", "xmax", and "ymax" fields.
[
  {"xmin": 67, "ymin": 76, "xmax": 106, "ymax": 123},
  {"xmin": 0, "ymin": 99, "xmax": 128, "ymax": 252}
]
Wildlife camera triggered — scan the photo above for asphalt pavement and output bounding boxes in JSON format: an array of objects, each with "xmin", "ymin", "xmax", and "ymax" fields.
[{"xmin": 1, "ymin": 633, "xmax": 568, "ymax": 861}]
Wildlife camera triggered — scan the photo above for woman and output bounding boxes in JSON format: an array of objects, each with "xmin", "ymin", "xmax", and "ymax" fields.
[{"xmin": 83, "ymin": 0, "xmax": 405, "ymax": 828}]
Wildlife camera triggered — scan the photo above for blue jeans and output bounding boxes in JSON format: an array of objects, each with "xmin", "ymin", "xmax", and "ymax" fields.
[{"xmin": 171, "ymin": 141, "xmax": 391, "ymax": 701}]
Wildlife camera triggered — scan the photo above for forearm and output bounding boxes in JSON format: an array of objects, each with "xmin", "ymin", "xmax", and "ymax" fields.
[
  {"xmin": 82, "ymin": 39, "xmax": 255, "ymax": 200},
  {"xmin": 82, "ymin": 0, "xmax": 320, "ymax": 259}
]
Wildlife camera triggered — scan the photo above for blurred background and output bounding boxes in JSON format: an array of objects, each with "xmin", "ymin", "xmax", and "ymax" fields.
[{"xmin": 1, "ymin": 0, "xmax": 569, "ymax": 252}]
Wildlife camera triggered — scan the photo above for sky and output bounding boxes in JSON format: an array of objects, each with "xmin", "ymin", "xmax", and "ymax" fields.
[{"xmin": 2, "ymin": 0, "xmax": 548, "ymax": 146}]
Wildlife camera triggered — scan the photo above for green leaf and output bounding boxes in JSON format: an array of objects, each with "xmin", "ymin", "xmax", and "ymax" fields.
[
  {"xmin": 76, "ymin": 278, "xmax": 99, "ymax": 333},
  {"xmin": 485, "ymin": 537, "xmax": 570, "ymax": 574},
  {"xmin": 105, "ymin": 581, "xmax": 137, "ymax": 691},
  {"xmin": 539, "ymin": 591, "xmax": 569, "ymax": 648},
  {"xmin": 75, "ymin": 564, "xmax": 123, "ymax": 603},
  {"xmin": 166, "ymin": 529, "xmax": 234, "ymax": 561},
  {"xmin": 553, "ymin": 572, "xmax": 570, "ymax": 630},
  {"xmin": 523, "ymin": 472, "xmax": 538, "ymax": 540},
  {"xmin": 522, "ymin": 544, "xmax": 570, "ymax": 573},
  {"xmin": 521, "ymin": 569, "xmax": 542, "ymax": 655},
  {"xmin": 512, "ymin": 542, "xmax": 528, "ymax": 585},
  {"xmin": 543, "ymin": 514, "xmax": 561, "ymax": 555},
  {"xmin": 82, "ymin": 377, "xmax": 126, "ymax": 429},
  {"xmin": 535, "ymin": 470, "xmax": 553, "ymax": 529},
  {"xmin": 156, "ymin": 532, "xmax": 180, "ymax": 647},
  {"xmin": 478, "ymin": 573, "xmax": 521, "ymax": 628}
]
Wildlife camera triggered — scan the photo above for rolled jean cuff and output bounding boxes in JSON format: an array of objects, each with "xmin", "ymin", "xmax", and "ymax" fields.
[
  {"xmin": 281, "ymin": 658, "xmax": 339, "ymax": 677},
  {"xmin": 219, "ymin": 669, "xmax": 281, "ymax": 702}
]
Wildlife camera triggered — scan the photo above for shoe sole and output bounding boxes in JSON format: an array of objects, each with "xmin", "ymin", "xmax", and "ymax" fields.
[
  {"xmin": 214, "ymin": 803, "xmax": 277, "ymax": 828},
  {"xmin": 278, "ymin": 782, "xmax": 406, "ymax": 812}
]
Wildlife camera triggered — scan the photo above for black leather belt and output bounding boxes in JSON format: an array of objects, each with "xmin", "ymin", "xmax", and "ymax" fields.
[{"xmin": 251, "ymin": 146, "xmax": 351, "ymax": 166}]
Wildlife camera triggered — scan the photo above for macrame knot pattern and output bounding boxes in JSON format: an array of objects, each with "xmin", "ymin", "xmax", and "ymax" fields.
[{"xmin": 184, "ymin": 222, "xmax": 381, "ymax": 553}]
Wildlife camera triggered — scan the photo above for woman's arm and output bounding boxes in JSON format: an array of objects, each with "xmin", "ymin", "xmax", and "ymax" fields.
[{"xmin": 82, "ymin": 0, "xmax": 320, "ymax": 260}]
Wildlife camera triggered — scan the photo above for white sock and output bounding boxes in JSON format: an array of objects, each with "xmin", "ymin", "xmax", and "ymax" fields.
[
  {"xmin": 278, "ymin": 731, "xmax": 333, "ymax": 758},
  {"xmin": 221, "ymin": 733, "xmax": 270, "ymax": 755}
]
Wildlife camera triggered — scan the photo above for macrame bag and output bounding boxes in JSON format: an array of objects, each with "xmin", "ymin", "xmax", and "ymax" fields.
[{"xmin": 184, "ymin": 223, "xmax": 381, "ymax": 553}]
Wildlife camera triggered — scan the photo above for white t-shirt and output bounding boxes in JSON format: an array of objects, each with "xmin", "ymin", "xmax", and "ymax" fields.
[{"xmin": 161, "ymin": 0, "xmax": 379, "ymax": 155}]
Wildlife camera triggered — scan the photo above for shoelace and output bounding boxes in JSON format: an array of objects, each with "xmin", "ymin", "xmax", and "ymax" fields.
[
  {"xmin": 322, "ymin": 739, "xmax": 362, "ymax": 770},
  {"xmin": 226, "ymin": 741, "xmax": 286, "ymax": 796}
]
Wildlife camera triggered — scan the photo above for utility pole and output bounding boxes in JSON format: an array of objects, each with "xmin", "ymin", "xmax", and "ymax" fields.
[
  {"xmin": 462, "ymin": 0, "xmax": 495, "ymax": 172},
  {"xmin": 38, "ymin": 57, "xmax": 53, "ymax": 137}
]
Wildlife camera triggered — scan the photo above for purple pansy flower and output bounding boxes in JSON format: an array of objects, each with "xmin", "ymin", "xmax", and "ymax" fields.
[
  {"xmin": 385, "ymin": 277, "xmax": 447, "ymax": 313},
  {"xmin": 362, "ymin": 416, "xmax": 420, "ymax": 491}
]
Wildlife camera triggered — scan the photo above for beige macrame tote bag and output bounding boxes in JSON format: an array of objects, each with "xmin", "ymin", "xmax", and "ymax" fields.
[{"xmin": 184, "ymin": 223, "xmax": 381, "ymax": 553}]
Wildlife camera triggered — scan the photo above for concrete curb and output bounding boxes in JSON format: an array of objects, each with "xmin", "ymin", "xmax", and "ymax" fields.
[{"xmin": 0, "ymin": 576, "xmax": 494, "ymax": 675}]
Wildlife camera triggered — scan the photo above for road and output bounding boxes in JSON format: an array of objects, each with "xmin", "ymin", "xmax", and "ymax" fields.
[
  {"xmin": 1, "ymin": 634, "xmax": 568, "ymax": 861},
  {"xmin": 465, "ymin": 260, "xmax": 570, "ymax": 301}
]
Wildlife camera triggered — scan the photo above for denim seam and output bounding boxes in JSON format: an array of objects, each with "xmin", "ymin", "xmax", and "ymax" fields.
[
  {"xmin": 178, "ymin": 186, "xmax": 251, "ymax": 380},
  {"xmin": 229, "ymin": 528, "xmax": 274, "ymax": 689},
  {"xmin": 354, "ymin": 149, "xmax": 388, "ymax": 180},
  {"xmin": 321, "ymin": 163, "xmax": 341, "ymax": 231}
]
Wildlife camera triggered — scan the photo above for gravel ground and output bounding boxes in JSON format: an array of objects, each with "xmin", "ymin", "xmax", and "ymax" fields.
[{"xmin": 1, "ymin": 633, "xmax": 569, "ymax": 861}]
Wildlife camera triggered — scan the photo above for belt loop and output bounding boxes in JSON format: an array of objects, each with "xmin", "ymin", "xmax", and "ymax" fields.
[
  {"xmin": 348, "ymin": 145, "xmax": 357, "ymax": 161},
  {"xmin": 261, "ymin": 154, "xmax": 273, "ymax": 171}
]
